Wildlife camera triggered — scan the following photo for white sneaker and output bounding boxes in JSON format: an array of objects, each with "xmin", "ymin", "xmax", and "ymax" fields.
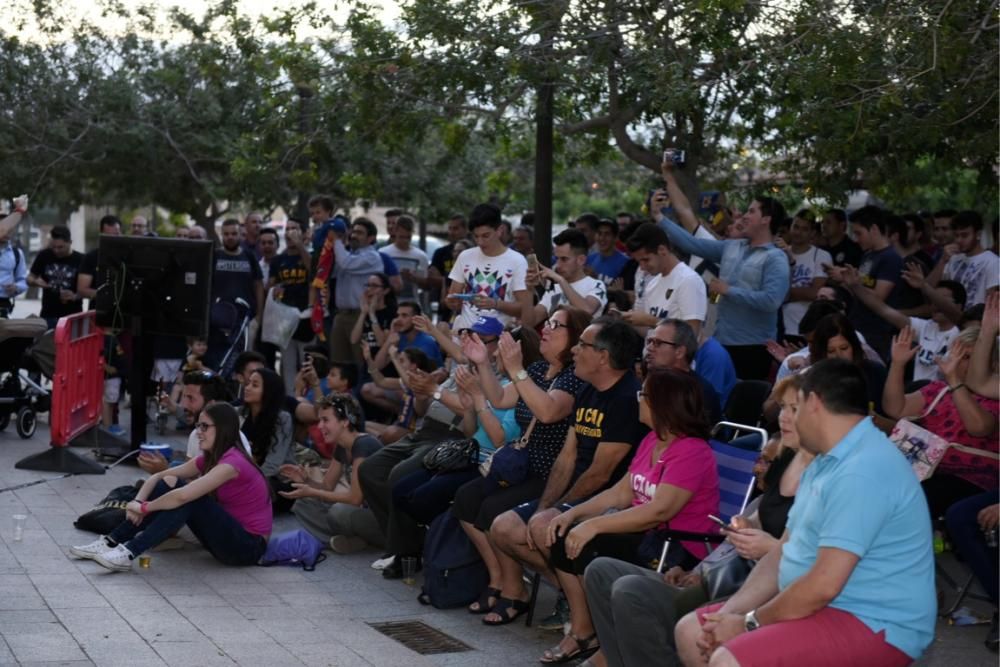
[
  {"xmin": 330, "ymin": 535, "xmax": 368, "ymax": 555},
  {"xmin": 94, "ymin": 544, "xmax": 135, "ymax": 572},
  {"xmin": 70, "ymin": 537, "xmax": 113, "ymax": 561},
  {"xmin": 370, "ymin": 554, "xmax": 395, "ymax": 570}
]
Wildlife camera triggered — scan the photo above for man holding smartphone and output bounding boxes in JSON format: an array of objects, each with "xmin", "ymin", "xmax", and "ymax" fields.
[
  {"xmin": 674, "ymin": 359, "xmax": 935, "ymax": 667},
  {"xmin": 531, "ymin": 229, "xmax": 607, "ymax": 321}
]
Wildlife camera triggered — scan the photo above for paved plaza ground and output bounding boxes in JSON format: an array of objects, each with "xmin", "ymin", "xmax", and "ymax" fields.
[{"xmin": 0, "ymin": 300, "xmax": 995, "ymax": 666}]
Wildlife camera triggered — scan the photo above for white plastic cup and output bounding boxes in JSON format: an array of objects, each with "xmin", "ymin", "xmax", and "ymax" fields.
[{"xmin": 12, "ymin": 514, "xmax": 27, "ymax": 542}]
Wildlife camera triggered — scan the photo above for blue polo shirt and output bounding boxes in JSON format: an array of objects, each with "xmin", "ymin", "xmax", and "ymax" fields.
[
  {"xmin": 397, "ymin": 330, "xmax": 443, "ymax": 367},
  {"xmin": 778, "ymin": 417, "xmax": 935, "ymax": 659}
]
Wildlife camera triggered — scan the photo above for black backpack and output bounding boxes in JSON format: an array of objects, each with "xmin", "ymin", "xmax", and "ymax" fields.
[{"xmin": 418, "ymin": 510, "xmax": 489, "ymax": 609}]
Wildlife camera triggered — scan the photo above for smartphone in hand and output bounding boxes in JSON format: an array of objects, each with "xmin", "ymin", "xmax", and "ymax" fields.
[{"xmin": 708, "ymin": 514, "xmax": 733, "ymax": 532}]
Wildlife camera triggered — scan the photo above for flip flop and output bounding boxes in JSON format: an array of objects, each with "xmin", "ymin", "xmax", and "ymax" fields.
[
  {"xmin": 468, "ymin": 587, "xmax": 502, "ymax": 614},
  {"xmin": 539, "ymin": 632, "xmax": 599, "ymax": 664},
  {"xmin": 482, "ymin": 597, "xmax": 530, "ymax": 626}
]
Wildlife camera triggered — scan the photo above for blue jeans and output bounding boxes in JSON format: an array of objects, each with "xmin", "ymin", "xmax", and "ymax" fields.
[
  {"xmin": 108, "ymin": 480, "xmax": 267, "ymax": 566},
  {"xmin": 945, "ymin": 489, "xmax": 999, "ymax": 605},
  {"xmin": 391, "ymin": 468, "xmax": 480, "ymax": 526}
]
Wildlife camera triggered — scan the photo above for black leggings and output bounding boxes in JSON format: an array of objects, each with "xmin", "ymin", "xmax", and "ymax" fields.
[{"xmin": 451, "ymin": 476, "xmax": 548, "ymax": 532}]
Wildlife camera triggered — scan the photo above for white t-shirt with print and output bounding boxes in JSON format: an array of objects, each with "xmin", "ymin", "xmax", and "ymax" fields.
[
  {"xmin": 781, "ymin": 246, "xmax": 833, "ymax": 335},
  {"xmin": 909, "ymin": 316, "xmax": 958, "ymax": 382},
  {"xmin": 539, "ymin": 275, "xmax": 607, "ymax": 316},
  {"xmin": 448, "ymin": 247, "xmax": 528, "ymax": 330},
  {"xmin": 634, "ymin": 261, "xmax": 707, "ymax": 323},
  {"xmin": 382, "ymin": 245, "xmax": 430, "ymax": 303},
  {"xmin": 944, "ymin": 250, "xmax": 999, "ymax": 307}
]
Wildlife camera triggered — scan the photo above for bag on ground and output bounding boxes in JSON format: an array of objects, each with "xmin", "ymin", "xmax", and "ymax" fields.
[
  {"xmin": 258, "ymin": 529, "xmax": 327, "ymax": 571},
  {"xmin": 73, "ymin": 484, "xmax": 140, "ymax": 534},
  {"xmin": 419, "ymin": 511, "xmax": 488, "ymax": 609}
]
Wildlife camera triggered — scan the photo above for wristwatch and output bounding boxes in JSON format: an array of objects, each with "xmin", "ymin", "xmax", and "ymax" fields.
[
  {"xmin": 433, "ymin": 386, "xmax": 443, "ymax": 401},
  {"xmin": 744, "ymin": 609, "xmax": 760, "ymax": 632},
  {"xmin": 512, "ymin": 369, "xmax": 529, "ymax": 384}
]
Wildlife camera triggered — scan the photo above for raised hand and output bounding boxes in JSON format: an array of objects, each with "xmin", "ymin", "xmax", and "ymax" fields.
[
  {"xmin": 497, "ymin": 331, "xmax": 524, "ymax": 373},
  {"xmin": 412, "ymin": 314, "xmax": 432, "ymax": 333},
  {"xmin": 901, "ymin": 262, "xmax": 926, "ymax": 290},
  {"xmin": 935, "ymin": 339, "xmax": 970, "ymax": 384},
  {"xmin": 454, "ymin": 365, "xmax": 483, "ymax": 397},
  {"xmin": 461, "ymin": 332, "xmax": 490, "ymax": 365},
  {"xmin": 890, "ymin": 326, "xmax": 919, "ymax": 365},
  {"xmin": 983, "ymin": 291, "xmax": 999, "ymax": 336}
]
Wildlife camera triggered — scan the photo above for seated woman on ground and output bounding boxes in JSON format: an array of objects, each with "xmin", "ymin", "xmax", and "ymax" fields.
[
  {"xmin": 282, "ymin": 393, "xmax": 386, "ymax": 554},
  {"xmin": 883, "ymin": 325, "xmax": 999, "ymax": 518},
  {"xmin": 241, "ymin": 367, "xmax": 297, "ymax": 512},
  {"xmin": 71, "ymin": 403, "xmax": 272, "ymax": 571},
  {"xmin": 389, "ymin": 327, "xmax": 540, "ymax": 552},
  {"xmin": 452, "ymin": 306, "xmax": 590, "ymax": 618},
  {"xmin": 363, "ymin": 345, "xmax": 436, "ymax": 445},
  {"xmin": 537, "ymin": 368, "xmax": 720, "ymax": 665}
]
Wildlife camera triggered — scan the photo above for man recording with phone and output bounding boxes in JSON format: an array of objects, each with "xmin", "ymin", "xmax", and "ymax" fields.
[{"xmin": 530, "ymin": 229, "xmax": 607, "ymax": 322}]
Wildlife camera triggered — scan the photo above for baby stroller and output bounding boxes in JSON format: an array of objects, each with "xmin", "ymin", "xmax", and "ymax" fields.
[
  {"xmin": 0, "ymin": 317, "xmax": 52, "ymax": 438},
  {"xmin": 209, "ymin": 297, "xmax": 253, "ymax": 380}
]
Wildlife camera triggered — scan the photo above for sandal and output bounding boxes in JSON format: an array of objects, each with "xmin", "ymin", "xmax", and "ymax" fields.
[
  {"xmin": 468, "ymin": 586, "xmax": 502, "ymax": 614},
  {"xmin": 539, "ymin": 632, "xmax": 599, "ymax": 664},
  {"xmin": 482, "ymin": 597, "xmax": 530, "ymax": 626}
]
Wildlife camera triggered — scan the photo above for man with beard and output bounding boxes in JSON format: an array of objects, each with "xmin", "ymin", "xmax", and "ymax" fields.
[
  {"xmin": 207, "ymin": 218, "xmax": 264, "ymax": 369},
  {"xmin": 28, "ymin": 225, "xmax": 83, "ymax": 328}
]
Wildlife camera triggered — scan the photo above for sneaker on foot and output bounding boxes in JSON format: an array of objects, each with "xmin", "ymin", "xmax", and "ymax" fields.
[
  {"xmin": 330, "ymin": 535, "xmax": 368, "ymax": 554},
  {"xmin": 536, "ymin": 594, "xmax": 570, "ymax": 631},
  {"xmin": 70, "ymin": 537, "xmax": 114, "ymax": 561},
  {"xmin": 94, "ymin": 544, "xmax": 135, "ymax": 572},
  {"xmin": 371, "ymin": 554, "xmax": 395, "ymax": 570}
]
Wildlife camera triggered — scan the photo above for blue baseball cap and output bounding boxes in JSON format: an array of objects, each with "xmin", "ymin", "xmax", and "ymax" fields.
[{"xmin": 468, "ymin": 315, "xmax": 503, "ymax": 337}]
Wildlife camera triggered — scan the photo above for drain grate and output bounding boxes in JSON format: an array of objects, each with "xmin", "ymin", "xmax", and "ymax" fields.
[{"xmin": 367, "ymin": 620, "xmax": 473, "ymax": 655}]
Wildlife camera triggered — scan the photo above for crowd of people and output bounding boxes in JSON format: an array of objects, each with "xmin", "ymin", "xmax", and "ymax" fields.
[{"xmin": 3, "ymin": 158, "xmax": 994, "ymax": 665}]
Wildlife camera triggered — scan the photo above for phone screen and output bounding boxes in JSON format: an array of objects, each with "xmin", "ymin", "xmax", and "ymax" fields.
[{"xmin": 526, "ymin": 253, "xmax": 540, "ymax": 273}]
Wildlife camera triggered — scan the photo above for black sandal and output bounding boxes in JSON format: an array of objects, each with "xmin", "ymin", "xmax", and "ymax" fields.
[
  {"xmin": 468, "ymin": 587, "xmax": 502, "ymax": 614},
  {"xmin": 482, "ymin": 597, "xmax": 530, "ymax": 626},
  {"xmin": 539, "ymin": 632, "xmax": 599, "ymax": 664}
]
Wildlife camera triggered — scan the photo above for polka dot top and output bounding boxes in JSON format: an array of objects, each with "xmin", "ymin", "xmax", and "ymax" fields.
[{"xmin": 515, "ymin": 361, "xmax": 585, "ymax": 478}]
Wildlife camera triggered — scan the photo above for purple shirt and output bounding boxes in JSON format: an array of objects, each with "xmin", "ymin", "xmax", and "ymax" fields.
[{"xmin": 196, "ymin": 447, "xmax": 272, "ymax": 537}]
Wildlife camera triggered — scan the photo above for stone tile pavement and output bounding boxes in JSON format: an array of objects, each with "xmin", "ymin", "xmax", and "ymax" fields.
[{"xmin": 0, "ymin": 408, "xmax": 994, "ymax": 665}]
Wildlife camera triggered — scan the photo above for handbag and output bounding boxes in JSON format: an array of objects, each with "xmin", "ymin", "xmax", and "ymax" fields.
[
  {"xmin": 888, "ymin": 385, "xmax": 999, "ymax": 481},
  {"xmin": 423, "ymin": 438, "xmax": 479, "ymax": 474},
  {"xmin": 698, "ymin": 542, "xmax": 754, "ymax": 599},
  {"xmin": 480, "ymin": 417, "xmax": 536, "ymax": 487}
]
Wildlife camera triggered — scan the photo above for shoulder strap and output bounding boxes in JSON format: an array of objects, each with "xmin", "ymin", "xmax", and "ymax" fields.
[
  {"xmin": 516, "ymin": 417, "xmax": 538, "ymax": 448},
  {"xmin": 948, "ymin": 443, "xmax": 1000, "ymax": 460},
  {"xmin": 916, "ymin": 385, "xmax": 950, "ymax": 421}
]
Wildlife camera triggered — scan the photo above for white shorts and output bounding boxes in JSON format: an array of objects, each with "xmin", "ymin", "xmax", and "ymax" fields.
[
  {"xmin": 152, "ymin": 359, "xmax": 183, "ymax": 383},
  {"xmin": 103, "ymin": 378, "xmax": 122, "ymax": 404}
]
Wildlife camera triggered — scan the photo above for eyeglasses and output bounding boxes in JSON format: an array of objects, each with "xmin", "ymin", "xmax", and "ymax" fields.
[
  {"xmin": 365, "ymin": 282, "xmax": 384, "ymax": 288},
  {"xmin": 636, "ymin": 391, "xmax": 647, "ymax": 402},
  {"xmin": 577, "ymin": 340, "xmax": 601, "ymax": 350},
  {"xmin": 544, "ymin": 319, "xmax": 569, "ymax": 330},
  {"xmin": 479, "ymin": 336, "xmax": 499, "ymax": 344},
  {"xmin": 194, "ymin": 422, "xmax": 215, "ymax": 432},
  {"xmin": 645, "ymin": 338, "xmax": 678, "ymax": 349}
]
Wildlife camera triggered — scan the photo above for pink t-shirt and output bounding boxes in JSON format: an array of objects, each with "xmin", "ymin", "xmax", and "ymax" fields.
[
  {"xmin": 630, "ymin": 432, "xmax": 719, "ymax": 558},
  {"xmin": 196, "ymin": 447, "xmax": 273, "ymax": 537}
]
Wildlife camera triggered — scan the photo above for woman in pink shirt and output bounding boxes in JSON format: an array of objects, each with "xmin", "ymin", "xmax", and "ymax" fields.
[
  {"xmin": 71, "ymin": 403, "xmax": 272, "ymax": 572},
  {"xmin": 540, "ymin": 368, "xmax": 720, "ymax": 664}
]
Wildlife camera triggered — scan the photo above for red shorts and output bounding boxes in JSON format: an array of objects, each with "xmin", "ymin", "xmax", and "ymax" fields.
[{"xmin": 695, "ymin": 602, "xmax": 912, "ymax": 667}]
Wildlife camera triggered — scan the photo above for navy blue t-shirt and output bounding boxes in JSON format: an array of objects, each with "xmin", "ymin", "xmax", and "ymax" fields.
[
  {"xmin": 212, "ymin": 249, "xmax": 263, "ymax": 316},
  {"xmin": 572, "ymin": 372, "xmax": 648, "ymax": 488},
  {"xmin": 269, "ymin": 252, "xmax": 310, "ymax": 309}
]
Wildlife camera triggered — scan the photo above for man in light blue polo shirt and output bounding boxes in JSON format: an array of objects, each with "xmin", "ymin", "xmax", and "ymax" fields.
[{"xmin": 675, "ymin": 358, "xmax": 935, "ymax": 667}]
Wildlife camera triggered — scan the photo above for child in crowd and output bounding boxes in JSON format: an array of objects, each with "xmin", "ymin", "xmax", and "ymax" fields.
[
  {"xmin": 362, "ymin": 345, "xmax": 435, "ymax": 444},
  {"xmin": 102, "ymin": 335, "xmax": 127, "ymax": 436}
]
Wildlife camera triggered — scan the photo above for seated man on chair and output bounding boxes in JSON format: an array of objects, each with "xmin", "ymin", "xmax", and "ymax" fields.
[
  {"xmin": 674, "ymin": 358, "xmax": 936, "ymax": 667},
  {"xmin": 485, "ymin": 319, "xmax": 647, "ymax": 634}
]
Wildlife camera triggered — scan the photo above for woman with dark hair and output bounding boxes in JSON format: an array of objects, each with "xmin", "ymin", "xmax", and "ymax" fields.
[
  {"xmin": 539, "ymin": 368, "xmax": 720, "ymax": 664},
  {"xmin": 241, "ymin": 367, "xmax": 296, "ymax": 510},
  {"xmin": 71, "ymin": 403, "xmax": 271, "ymax": 571},
  {"xmin": 351, "ymin": 272, "xmax": 397, "ymax": 358},
  {"xmin": 809, "ymin": 313, "xmax": 887, "ymax": 414},
  {"xmin": 456, "ymin": 305, "xmax": 590, "ymax": 615},
  {"xmin": 388, "ymin": 327, "xmax": 542, "ymax": 548}
]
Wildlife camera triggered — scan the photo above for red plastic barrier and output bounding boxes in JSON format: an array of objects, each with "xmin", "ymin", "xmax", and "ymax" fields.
[{"xmin": 50, "ymin": 312, "xmax": 105, "ymax": 447}]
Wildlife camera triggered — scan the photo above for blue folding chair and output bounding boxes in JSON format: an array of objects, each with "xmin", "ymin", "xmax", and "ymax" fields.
[{"xmin": 655, "ymin": 421, "xmax": 768, "ymax": 573}]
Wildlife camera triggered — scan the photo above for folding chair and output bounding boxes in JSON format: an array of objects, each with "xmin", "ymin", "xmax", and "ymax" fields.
[{"xmin": 655, "ymin": 421, "xmax": 768, "ymax": 573}]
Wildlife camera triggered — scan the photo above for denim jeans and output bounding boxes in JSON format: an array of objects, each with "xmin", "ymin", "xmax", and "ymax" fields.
[
  {"xmin": 108, "ymin": 480, "xmax": 267, "ymax": 565},
  {"xmin": 945, "ymin": 489, "xmax": 999, "ymax": 605}
]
